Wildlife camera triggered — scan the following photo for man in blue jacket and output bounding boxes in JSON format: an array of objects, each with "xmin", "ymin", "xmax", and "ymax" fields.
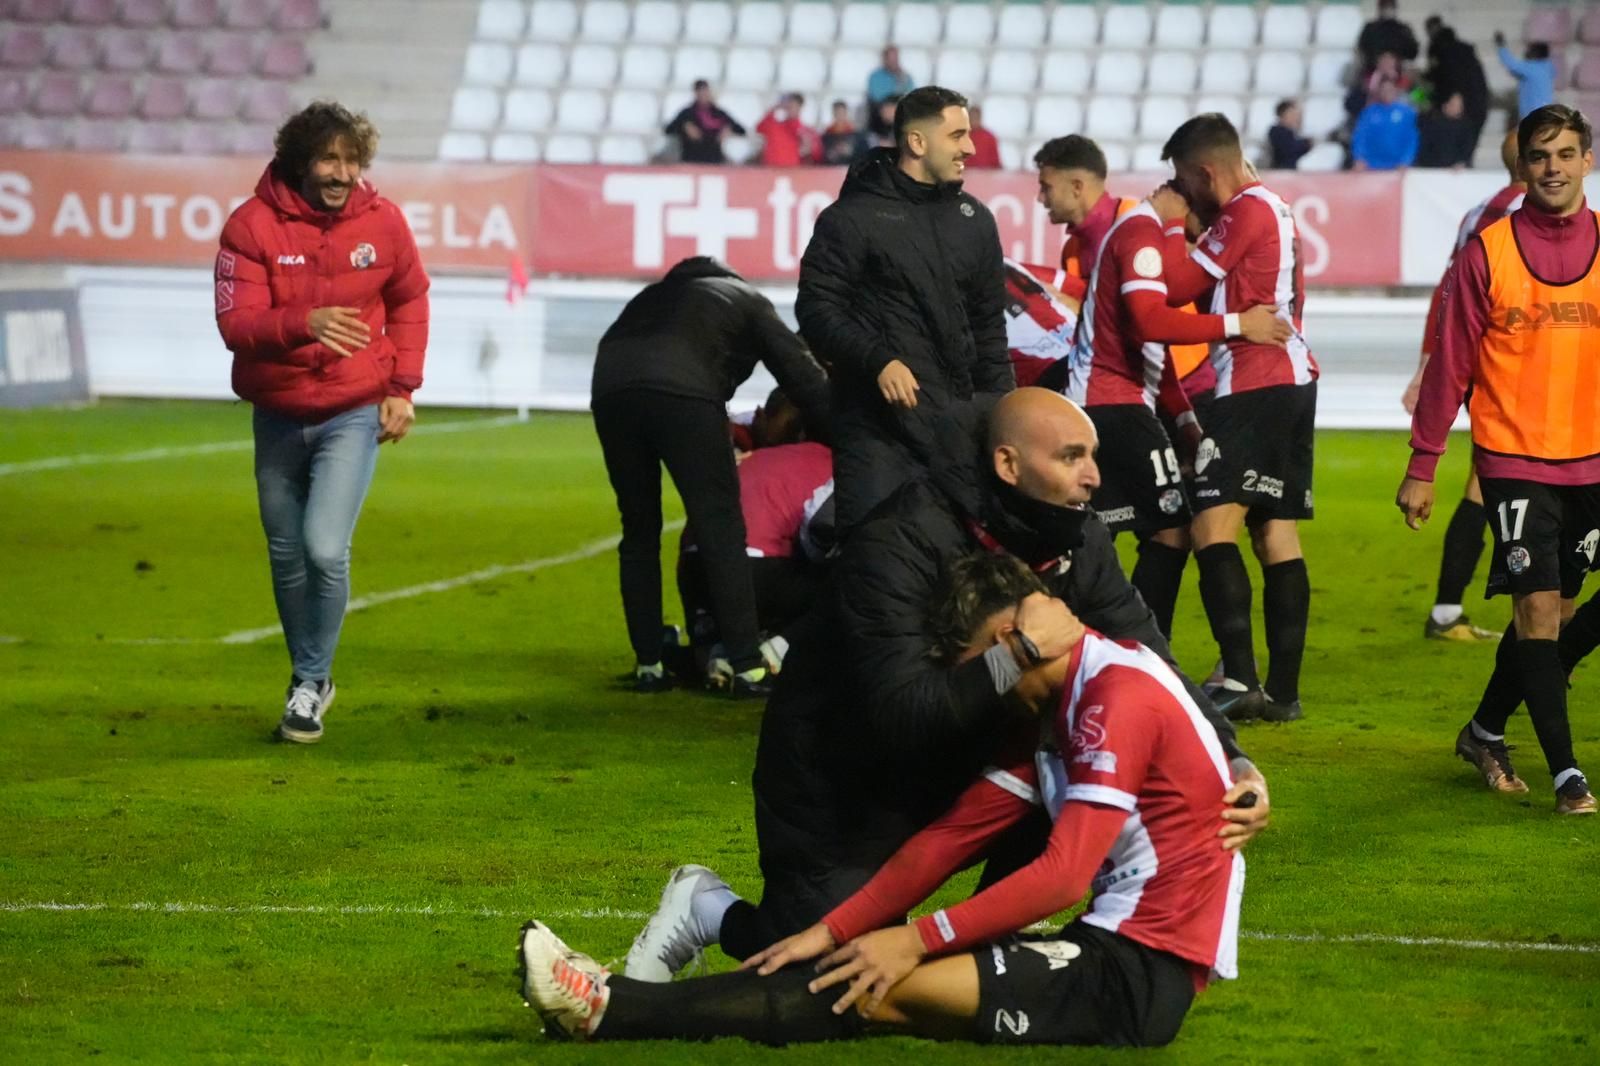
[
  {"xmin": 1352, "ymin": 77, "xmax": 1419, "ymax": 169},
  {"xmin": 1495, "ymin": 33, "xmax": 1557, "ymax": 120}
]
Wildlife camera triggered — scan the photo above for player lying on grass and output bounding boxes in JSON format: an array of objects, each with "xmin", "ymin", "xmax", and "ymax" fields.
[{"xmin": 517, "ymin": 552, "xmax": 1250, "ymax": 1047}]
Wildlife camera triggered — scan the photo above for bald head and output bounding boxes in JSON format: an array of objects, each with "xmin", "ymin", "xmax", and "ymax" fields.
[{"xmin": 989, "ymin": 388, "xmax": 1101, "ymax": 508}]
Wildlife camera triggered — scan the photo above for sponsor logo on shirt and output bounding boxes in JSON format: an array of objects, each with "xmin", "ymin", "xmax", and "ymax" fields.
[
  {"xmin": 1096, "ymin": 505, "xmax": 1136, "ymax": 524},
  {"xmin": 1498, "ymin": 301, "xmax": 1600, "ymax": 333},
  {"xmin": 1020, "ymin": 940, "xmax": 1083, "ymax": 971},
  {"xmin": 1195, "ymin": 438, "xmax": 1220, "ymax": 474},
  {"xmin": 991, "ymin": 944, "xmax": 1007, "ymax": 975},
  {"xmin": 1241, "ymin": 469, "xmax": 1284, "ymax": 499},
  {"xmin": 276, "ymin": 254, "xmax": 306, "ymax": 265},
  {"xmin": 1577, "ymin": 529, "xmax": 1599, "ymax": 566}
]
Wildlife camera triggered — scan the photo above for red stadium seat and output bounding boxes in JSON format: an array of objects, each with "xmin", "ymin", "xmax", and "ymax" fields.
[
  {"xmin": 241, "ymin": 78, "xmax": 290, "ymax": 122},
  {"xmin": 0, "ymin": 73, "xmax": 26, "ymax": 114},
  {"xmin": 15, "ymin": 0, "xmax": 67, "ymax": 21},
  {"xmin": 1524, "ymin": 7, "xmax": 1574, "ymax": 46},
  {"xmin": 232, "ymin": 122, "xmax": 274, "ymax": 154},
  {"xmin": 85, "ymin": 74, "xmax": 137, "ymax": 116},
  {"xmin": 1576, "ymin": 51, "xmax": 1600, "ymax": 91},
  {"xmin": 189, "ymin": 78, "xmax": 240, "ymax": 119},
  {"xmin": 1584, "ymin": 8, "xmax": 1600, "ymax": 47},
  {"xmin": 7, "ymin": 115, "xmax": 72, "ymax": 148},
  {"xmin": 171, "ymin": 0, "xmax": 220, "ymax": 28},
  {"xmin": 50, "ymin": 27, "xmax": 101, "ymax": 70},
  {"xmin": 272, "ymin": 0, "xmax": 322, "ymax": 32},
  {"xmin": 74, "ymin": 118, "xmax": 126, "ymax": 150},
  {"xmin": 119, "ymin": 0, "xmax": 168, "ymax": 27},
  {"xmin": 1, "ymin": 28, "xmax": 49, "ymax": 69},
  {"xmin": 221, "ymin": 0, "xmax": 269, "ymax": 29},
  {"xmin": 100, "ymin": 30, "xmax": 154, "ymax": 71},
  {"xmin": 206, "ymin": 32, "xmax": 254, "ymax": 76},
  {"xmin": 156, "ymin": 33, "xmax": 206, "ymax": 74},
  {"xmin": 258, "ymin": 37, "xmax": 310, "ymax": 79},
  {"xmin": 33, "ymin": 72, "xmax": 82, "ymax": 116},
  {"xmin": 127, "ymin": 120, "xmax": 183, "ymax": 152},
  {"xmin": 180, "ymin": 122, "xmax": 230, "ymax": 154},
  {"xmin": 139, "ymin": 76, "xmax": 188, "ymax": 119},
  {"xmin": 66, "ymin": 0, "xmax": 117, "ymax": 24}
]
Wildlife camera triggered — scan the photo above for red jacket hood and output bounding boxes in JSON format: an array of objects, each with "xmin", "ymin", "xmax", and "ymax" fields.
[{"xmin": 253, "ymin": 165, "xmax": 381, "ymax": 225}]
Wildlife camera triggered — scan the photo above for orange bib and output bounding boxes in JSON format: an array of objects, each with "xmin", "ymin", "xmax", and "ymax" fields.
[{"xmin": 1471, "ymin": 211, "xmax": 1600, "ymax": 461}]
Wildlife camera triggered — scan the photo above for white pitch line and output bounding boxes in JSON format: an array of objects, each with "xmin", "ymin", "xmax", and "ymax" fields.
[
  {"xmin": 0, "ymin": 414, "xmax": 525, "ymax": 478},
  {"xmin": 4, "ymin": 901, "xmax": 1596, "ymax": 956}
]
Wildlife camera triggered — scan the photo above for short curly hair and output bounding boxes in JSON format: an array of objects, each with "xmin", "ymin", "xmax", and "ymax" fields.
[
  {"xmin": 927, "ymin": 553, "xmax": 1045, "ymax": 664},
  {"xmin": 272, "ymin": 101, "xmax": 379, "ymax": 183}
]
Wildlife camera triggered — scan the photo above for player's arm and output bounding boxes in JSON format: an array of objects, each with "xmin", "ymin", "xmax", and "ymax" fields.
[
  {"xmin": 796, "ymin": 209, "xmax": 893, "ymax": 379},
  {"xmin": 746, "ymin": 289, "xmax": 833, "ymax": 444},
  {"xmin": 1404, "ymin": 238, "xmax": 1488, "ymax": 484},
  {"xmin": 965, "ymin": 216, "xmax": 1017, "ymax": 394},
  {"xmin": 1157, "ymin": 219, "xmax": 1227, "ymax": 305},
  {"xmin": 379, "ymin": 204, "xmax": 431, "ymax": 401},
  {"xmin": 214, "ymin": 215, "xmax": 316, "ymax": 359}
]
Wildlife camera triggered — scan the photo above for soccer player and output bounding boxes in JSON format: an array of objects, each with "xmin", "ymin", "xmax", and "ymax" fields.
[
  {"xmin": 214, "ymin": 102, "xmax": 429, "ymax": 744},
  {"xmin": 1401, "ymin": 130, "xmax": 1524, "ymax": 643},
  {"xmin": 1002, "ymin": 257, "xmax": 1079, "ymax": 389},
  {"xmin": 519, "ymin": 553, "xmax": 1246, "ymax": 1047},
  {"xmin": 798, "ymin": 86, "xmax": 1012, "ymax": 534},
  {"xmin": 1150, "ymin": 114, "xmax": 1319, "ymax": 724},
  {"xmin": 1398, "ymin": 104, "xmax": 1600, "ymax": 816}
]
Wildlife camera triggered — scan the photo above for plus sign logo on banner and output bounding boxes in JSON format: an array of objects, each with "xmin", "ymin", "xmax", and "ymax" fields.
[{"xmin": 602, "ymin": 173, "xmax": 760, "ymax": 269}]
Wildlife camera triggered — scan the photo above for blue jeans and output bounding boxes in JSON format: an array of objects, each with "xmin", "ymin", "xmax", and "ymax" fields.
[{"xmin": 253, "ymin": 404, "xmax": 380, "ymax": 682}]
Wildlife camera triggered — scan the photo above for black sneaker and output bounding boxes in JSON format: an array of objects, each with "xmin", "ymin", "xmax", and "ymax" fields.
[
  {"xmin": 632, "ymin": 663, "xmax": 674, "ymax": 694},
  {"xmin": 729, "ymin": 668, "xmax": 773, "ymax": 700},
  {"xmin": 1206, "ymin": 682, "xmax": 1266, "ymax": 723},
  {"xmin": 278, "ymin": 677, "xmax": 334, "ymax": 744},
  {"xmin": 1261, "ymin": 696, "xmax": 1303, "ymax": 723}
]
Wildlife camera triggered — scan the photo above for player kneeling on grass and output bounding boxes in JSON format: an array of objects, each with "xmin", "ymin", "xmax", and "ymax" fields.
[{"xmin": 518, "ymin": 552, "xmax": 1249, "ymax": 1047}]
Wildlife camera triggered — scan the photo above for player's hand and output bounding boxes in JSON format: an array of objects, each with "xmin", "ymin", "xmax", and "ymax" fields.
[
  {"xmin": 742, "ymin": 922, "xmax": 837, "ymax": 975},
  {"xmin": 877, "ymin": 359, "xmax": 920, "ymax": 408},
  {"xmin": 1175, "ymin": 418, "xmax": 1205, "ymax": 475},
  {"xmin": 378, "ymin": 396, "xmax": 415, "ymax": 443},
  {"xmin": 1396, "ymin": 476, "xmax": 1435, "ymax": 530},
  {"xmin": 307, "ymin": 307, "xmax": 370, "ymax": 358},
  {"xmin": 1012, "ymin": 591, "xmax": 1081, "ymax": 663},
  {"xmin": 1239, "ymin": 305, "xmax": 1293, "ymax": 346},
  {"xmin": 1149, "ymin": 184, "xmax": 1189, "ymax": 224},
  {"xmin": 1219, "ymin": 762, "xmax": 1270, "ymax": 852},
  {"xmin": 809, "ymin": 925, "xmax": 927, "ymax": 1017},
  {"xmin": 1400, "ymin": 367, "xmax": 1424, "ymax": 414}
]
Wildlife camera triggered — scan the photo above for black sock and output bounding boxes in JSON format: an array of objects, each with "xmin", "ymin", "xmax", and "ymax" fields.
[
  {"xmin": 1195, "ymin": 543, "xmax": 1258, "ymax": 687},
  {"xmin": 1472, "ymin": 622, "xmax": 1522, "ymax": 736},
  {"xmin": 1435, "ymin": 499, "xmax": 1487, "ymax": 608},
  {"xmin": 1262, "ymin": 558, "xmax": 1309, "ymax": 705},
  {"xmin": 1516, "ymin": 638, "xmax": 1579, "ymax": 781},
  {"xmin": 597, "ymin": 968, "xmax": 866, "ymax": 1045},
  {"xmin": 1558, "ymin": 592, "xmax": 1600, "ymax": 673},
  {"xmin": 1132, "ymin": 540, "xmax": 1189, "ymax": 641}
]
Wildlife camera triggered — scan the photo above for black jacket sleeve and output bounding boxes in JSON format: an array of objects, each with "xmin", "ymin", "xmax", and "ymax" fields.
[
  {"xmin": 744, "ymin": 287, "xmax": 833, "ymax": 444},
  {"xmin": 964, "ymin": 214, "xmax": 1014, "ymax": 394},
  {"xmin": 797, "ymin": 208, "xmax": 890, "ymax": 380},
  {"xmin": 1065, "ymin": 521, "xmax": 1247, "ymax": 762},
  {"xmin": 717, "ymin": 106, "xmax": 747, "ymax": 136},
  {"xmin": 665, "ymin": 107, "xmax": 691, "ymax": 136}
]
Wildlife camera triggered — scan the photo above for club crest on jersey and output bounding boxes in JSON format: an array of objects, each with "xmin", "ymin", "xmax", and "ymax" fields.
[
  {"xmin": 1021, "ymin": 940, "xmax": 1083, "ymax": 970},
  {"xmin": 1159, "ymin": 488, "xmax": 1184, "ymax": 514},
  {"xmin": 1195, "ymin": 438, "xmax": 1220, "ymax": 475},
  {"xmin": 960, "ymin": 202, "xmax": 975, "ymax": 218},
  {"xmin": 1133, "ymin": 246, "xmax": 1162, "ymax": 279},
  {"xmin": 1578, "ymin": 529, "xmax": 1599, "ymax": 565},
  {"xmin": 350, "ymin": 242, "xmax": 377, "ymax": 269},
  {"xmin": 1507, "ymin": 546, "xmax": 1531, "ymax": 574},
  {"xmin": 994, "ymin": 1009, "xmax": 1030, "ymax": 1036}
]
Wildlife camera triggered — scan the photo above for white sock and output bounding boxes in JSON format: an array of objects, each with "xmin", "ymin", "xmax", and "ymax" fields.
[
  {"xmin": 1469, "ymin": 720, "xmax": 1503, "ymax": 743},
  {"xmin": 691, "ymin": 884, "xmax": 739, "ymax": 944},
  {"xmin": 1431, "ymin": 604, "xmax": 1464, "ymax": 626},
  {"xmin": 765, "ymin": 635, "xmax": 789, "ymax": 664},
  {"xmin": 636, "ymin": 662, "xmax": 664, "ymax": 678}
]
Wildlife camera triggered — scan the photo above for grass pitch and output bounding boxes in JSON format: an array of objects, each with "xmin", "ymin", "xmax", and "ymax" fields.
[{"xmin": 1, "ymin": 400, "xmax": 1596, "ymax": 1064}]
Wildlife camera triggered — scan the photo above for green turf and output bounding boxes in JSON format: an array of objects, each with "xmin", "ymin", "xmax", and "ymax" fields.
[{"xmin": 1, "ymin": 399, "xmax": 1596, "ymax": 1064}]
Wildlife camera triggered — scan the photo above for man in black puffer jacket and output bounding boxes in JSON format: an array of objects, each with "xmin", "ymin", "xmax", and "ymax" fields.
[
  {"xmin": 797, "ymin": 85, "xmax": 1013, "ymax": 535},
  {"xmin": 625, "ymin": 389, "xmax": 1269, "ymax": 979},
  {"xmin": 592, "ymin": 256, "xmax": 830, "ymax": 697}
]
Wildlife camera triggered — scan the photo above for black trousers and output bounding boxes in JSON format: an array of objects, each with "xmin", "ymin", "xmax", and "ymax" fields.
[
  {"xmin": 678, "ymin": 554, "xmax": 823, "ymax": 644},
  {"xmin": 593, "ymin": 389, "xmax": 761, "ymax": 670}
]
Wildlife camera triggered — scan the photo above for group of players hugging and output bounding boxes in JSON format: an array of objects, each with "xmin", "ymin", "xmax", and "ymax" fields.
[{"xmin": 548, "ymin": 88, "xmax": 1598, "ymax": 1049}]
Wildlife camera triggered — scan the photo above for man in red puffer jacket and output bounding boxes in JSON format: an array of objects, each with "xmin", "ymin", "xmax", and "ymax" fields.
[{"xmin": 214, "ymin": 100, "xmax": 430, "ymax": 745}]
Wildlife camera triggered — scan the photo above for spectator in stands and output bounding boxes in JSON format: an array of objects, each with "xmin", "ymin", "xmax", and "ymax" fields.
[
  {"xmin": 213, "ymin": 101, "xmax": 430, "ymax": 746},
  {"xmin": 1352, "ymin": 76, "xmax": 1420, "ymax": 170},
  {"xmin": 871, "ymin": 96, "xmax": 900, "ymax": 149},
  {"xmin": 1267, "ymin": 100, "xmax": 1314, "ymax": 169},
  {"xmin": 867, "ymin": 47, "xmax": 914, "ymax": 137},
  {"xmin": 665, "ymin": 80, "xmax": 748, "ymax": 165},
  {"xmin": 1425, "ymin": 26, "xmax": 1490, "ymax": 158},
  {"xmin": 1495, "ymin": 32, "xmax": 1557, "ymax": 120},
  {"xmin": 757, "ymin": 93, "xmax": 821, "ymax": 167},
  {"xmin": 1416, "ymin": 93, "xmax": 1477, "ymax": 168},
  {"xmin": 820, "ymin": 100, "xmax": 868, "ymax": 166},
  {"xmin": 964, "ymin": 105, "xmax": 1002, "ymax": 169},
  {"xmin": 1359, "ymin": 0, "xmax": 1420, "ymax": 72}
]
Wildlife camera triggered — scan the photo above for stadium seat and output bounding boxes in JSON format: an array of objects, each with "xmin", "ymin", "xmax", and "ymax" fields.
[
  {"xmin": 259, "ymin": 37, "xmax": 310, "ymax": 79},
  {"xmin": 272, "ymin": 0, "xmax": 322, "ymax": 31},
  {"xmin": 555, "ymin": 88, "xmax": 607, "ymax": 130},
  {"xmin": 1583, "ymin": 8, "xmax": 1600, "ymax": 47},
  {"xmin": 1047, "ymin": 4, "xmax": 1098, "ymax": 48},
  {"xmin": 567, "ymin": 44, "xmax": 620, "ymax": 89},
  {"xmin": 544, "ymin": 132, "xmax": 596, "ymax": 163},
  {"xmin": 1255, "ymin": 51, "xmax": 1306, "ymax": 96},
  {"xmin": 1039, "ymin": 51, "xmax": 1092, "ymax": 94},
  {"xmin": 1208, "ymin": 5, "xmax": 1258, "ymax": 49},
  {"xmin": 15, "ymin": 0, "xmax": 65, "ymax": 19},
  {"xmin": 180, "ymin": 123, "xmax": 231, "ymax": 154},
  {"xmin": 490, "ymin": 132, "xmax": 542, "ymax": 162},
  {"xmin": 464, "ymin": 43, "xmax": 514, "ymax": 86},
  {"xmin": 1094, "ymin": 50, "xmax": 1144, "ymax": 96},
  {"xmin": 891, "ymin": 2, "xmax": 943, "ymax": 48},
  {"xmin": 683, "ymin": 1, "xmax": 734, "ymax": 43},
  {"xmin": 7, "ymin": 115, "xmax": 70, "ymax": 149},
  {"xmin": 1195, "ymin": 92, "xmax": 1245, "ymax": 130},
  {"xmin": 0, "ymin": 74, "xmax": 25, "ymax": 115},
  {"xmin": 1139, "ymin": 94, "xmax": 1189, "ymax": 141},
  {"xmin": 438, "ymin": 131, "xmax": 489, "ymax": 160},
  {"xmin": 672, "ymin": 45, "xmax": 723, "ymax": 87},
  {"xmin": 1100, "ymin": 140, "xmax": 1131, "ymax": 171},
  {"xmin": 1146, "ymin": 50, "xmax": 1198, "ymax": 94},
  {"xmin": 945, "ymin": 2, "xmax": 995, "ymax": 47},
  {"xmin": 723, "ymin": 133, "xmax": 758, "ymax": 163},
  {"xmin": 631, "ymin": 1, "xmax": 682, "ymax": 44},
  {"xmin": 67, "ymin": 0, "xmax": 117, "ymax": 24},
  {"xmin": 1576, "ymin": 52, "xmax": 1600, "ymax": 91},
  {"xmin": 222, "ymin": 0, "xmax": 271, "ymax": 30},
  {"xmin": 33, "ymin": 73, "xmax": 81, "ymax": 117},
  {"xmin": 1101, "ymin": 5, "xmax": 1152, "ymax": 48},
  {"xmin": 73, "ymin": 118, "xmax": 124, "ymax": 151},
  {"xmin": 1085, "ymin": 95, "xmax": 1136, "ymax": 140},
  {"xmin": 127, "ymin": 121, "xmax": 183, "ymax": 153},
  {"xmin": 898, "ymin": 46, "xmax": 932, "ymax": 80},
  {"xmin": 1, "ymin": 27, "xmax": 47, "ymax": 69},
  {"xmin": 1031, "ymin": 94, "xmax": 1083, "ymax": 139},
  {"xmin": 232, "ymin": 122, "xmax": 273, "ymax": 154},
  {"xmin": 1132, "ymin": 141, "xmax": 1167, "ymax": 171},
  {"xmin": 100, "ymin": 31, "xmax": 151, "ymax": 72},
  {"xmin": 529, "ymin": 0, "xmax": 580, "ymax": 41},
  {"xmin": 1307, "ymin": 50, "xmax": 1351, "ymax": 93},
  {"xmin": 998, "ymin": 139, "xmax": 1022, "ymax": 170},
  {"xmin": 1302, "ymin": 94, "xmax": 1344, "ymax": 138},
  {"xmin": 617, "ymin": 44, "xmax": 670, "ymax": 88},
  {"xmin": 725, "ymin": 47, "xmax": 772, "ymax": 91},
  {"xmin": 717, "ymin": 89, "xmax": 761, "ymax": 128},
  {"xmin": 84, "ymin": 74, "xmax": 135, "ymax": 117},
  {"xmin": 777, "ymin": 47, "xmax": 827, "ymax": 93},
  {"xmin": 450, "ymin": 86, "xmax": 501, "ymax": 130},
  {"xmin": 737, "ymin": 2, "xmax": 787, "ymax": 45},
  {"xmin": 609, "ymin": 87, "xmax": 661, "ymax": 133},
  {"xmin": 839, "ymin": 3, "xmax": 890, "ymax": 46},
  {"xmin": 1245, "ymin": 95, "xmax": 1279, "ymax": 140},
  {"xmin": 934, "ymin": 49, "xmax": 985, "ymax": 93},
  {"xmin": 503, "ymin": 87, "xmax": 555, "ymax": 130},
  {"xmin": 516, "ymin": 43, "xmax": 566, "ymax": 87},
  {"xmin": 241, "ymin": 79, "xmax": 291, "ymax": 123},
  {"xmin": 580, "ymin": 0, "xmax": 630, "ymax": 42},
  {"xmin": 981, "ymin": 93, "xmax": 1028, "ymax": 139},
  {"xmin": 157, "ymin": 34, "xmax": 207, "ymax": 76},
  {"xmin": 788, "ymin": 3, "xmax": 837, "ymax": 46},
  {"xmin": 987, "ymin": 49, "xmax": 1039, "ymax": 95},
  {"xmin": 1525, "ymin": 7, "xmax": 1574, "ymax": 45},
  {"xmin": 119, "ymin": 0, "xmax": 166, "ymax": 28},
  {"xmin": 172, "ymin": 0, "xmax": 222, "ymax": 29},
  {"xmin": 1154, "ymin": 4, "xmax": 1204, "ymax": 48},
  {"xmin": 206, "ymin": 33, "xmax": 256, "ymax": 78},
  {"xmin": 1298, "ymin": 140, "xmax": 1344, "ymax": 171},
  {"xmin": 49, "ymin": 27, "xmax": 99, "ymax": 71},
  {"xmin": 1262, "ymin": 5, "xmax": 1312, "ymax": 49},
  {"xmin": 1314, "ymin": 3, "xmax": 1362, "ymax": 50},
  {"xmin": 190, "ymin": 79, "xmax": 240, "ymax": 120},
  {"xmin": 1199, "ymin": 50, "xmax": 1249, "ymax": 93},
  {"xmin": 598, "ymin": 133, "xmax": 649, "ymax": 164},
  {"xmin": 476, "ymin": 0, "xmax": 526, "ymax": 41},
  {"xmin": 830, "ymin": 48, "xmax": 878, "ymax": 93},
  {"xmin": 997, "ymin": 3, "xmax": 1046, "ymax": 48}
]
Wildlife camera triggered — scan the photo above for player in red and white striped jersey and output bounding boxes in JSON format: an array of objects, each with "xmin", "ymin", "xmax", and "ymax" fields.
[
  {"xmin": 1402, "ymin": 131, "xmax": 1524, "ymax": 644},
  {"xmin": 1003, "ymin": 257, "xmax": 1079, "ymax": 389},
  {"xmin": 1150, "ymin": 114, "xmax": 1317, "ymax": 724}
]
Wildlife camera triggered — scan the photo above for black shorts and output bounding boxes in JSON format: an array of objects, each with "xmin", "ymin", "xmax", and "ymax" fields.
[
  {"xmin": 1188, "ymin": 382, "xmax": 1316, "ymax": 520},
  {"xmin": 974, "ymin": 920, "xmax": 1196, "ymax": 1047},
  {"xmin": 1085, "ymin": 404, "xmax": 1191, "ymax": 536},
  {"xmin": 1479, "ymin": 477, "xmax": 1600, "ymax": 599}
]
